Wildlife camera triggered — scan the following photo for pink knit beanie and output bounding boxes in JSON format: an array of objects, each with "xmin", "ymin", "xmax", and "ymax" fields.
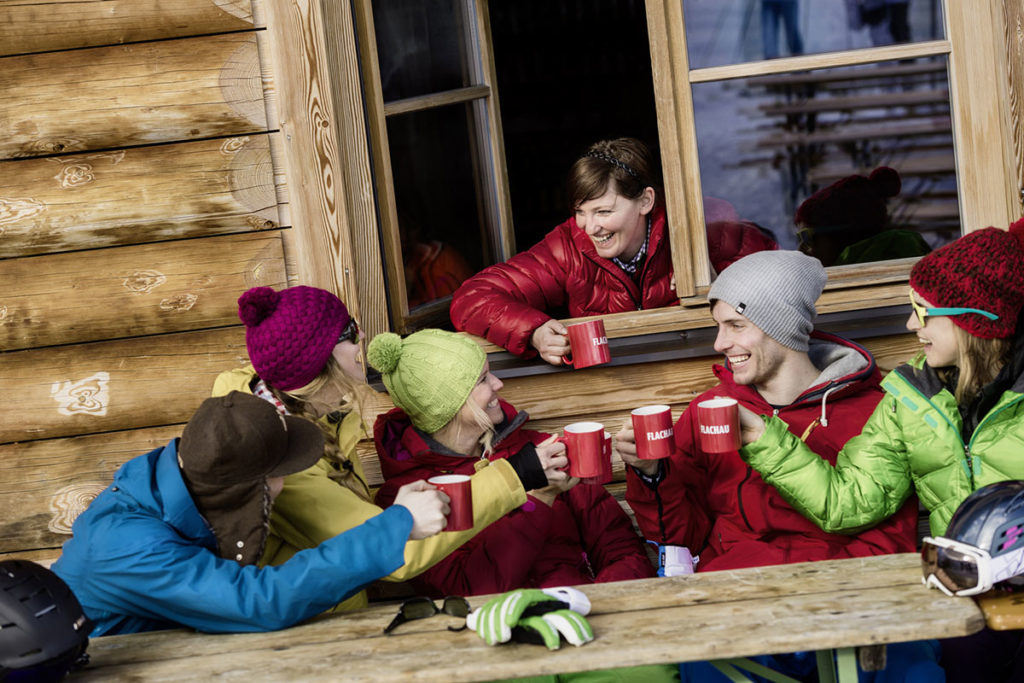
[{"xmin": 238, "ymin": 286, "xmax": 351, "ymax": 391}]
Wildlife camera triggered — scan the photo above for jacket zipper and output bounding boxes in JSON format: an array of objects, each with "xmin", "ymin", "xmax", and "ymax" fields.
[
  {"xmin": 735, "ymin": 406, "xmax": 780, "ymax": 531},
  {"xmin": 963, "ymin": 393, "xmax": 1024, "ymax": 481}
]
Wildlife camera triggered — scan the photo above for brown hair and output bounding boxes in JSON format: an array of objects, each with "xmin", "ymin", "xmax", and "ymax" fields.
[
  {"xmin": 935, "ymin": 326, "xmax": 1012, "ymax": 404},
  {"xmin": 566, "ymin": 137, "xmax": 661, "ymax": 211},
  {"xmin": 270, "ymin": 355, "xmax": 373, "ymax": 501}
]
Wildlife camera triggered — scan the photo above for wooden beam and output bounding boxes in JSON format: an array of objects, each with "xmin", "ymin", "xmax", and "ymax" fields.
[
  {"xmin": 0, "ymin": 134, "xmax": 282, "ymax": 258},
  {"xmin": 0, "ymin": 327, "xmax": 247, "ymax": 444},
  {"xmin": 258, "ymin": 0, "xmax": 362, "ymax": 320},
  {"xmin": 0, "ymin": 33, "xmax": 268, "ymax": 159},
  {"xmin": 1, "ymin": 232, "xmax": 286, "ymax": 351},
  {"xmin": 0, "ymin": 0, "xmax": 259, "ymax": 57}
]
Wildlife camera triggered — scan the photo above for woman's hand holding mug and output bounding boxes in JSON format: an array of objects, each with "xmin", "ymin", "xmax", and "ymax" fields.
[
  {"xmin": 530, "ymin": 320, "xmax": 570, "ymax": 365},
  {"xmin": 530, "ymin": 435, "xmax": 577, "ymax": 506}
]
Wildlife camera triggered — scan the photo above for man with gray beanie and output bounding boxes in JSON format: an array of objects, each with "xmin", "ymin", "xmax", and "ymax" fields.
[{"xmin": 617, "ymin": 250, "xmax": 918, "ymax": 578}]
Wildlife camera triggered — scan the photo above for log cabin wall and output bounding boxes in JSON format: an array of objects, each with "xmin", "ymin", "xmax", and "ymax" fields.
[{"xmin": 0, "ymin": 0, "xmax": 293, "ymax": 564}]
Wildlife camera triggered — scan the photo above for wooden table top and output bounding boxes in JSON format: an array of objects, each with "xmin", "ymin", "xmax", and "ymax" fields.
[{"xmin": 68, "ymin": 553, "xmax": 984, "ymax": 682}]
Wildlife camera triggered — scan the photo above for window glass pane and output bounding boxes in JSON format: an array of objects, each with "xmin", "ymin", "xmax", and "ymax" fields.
[
  {"xmin": 373, "ymin": 0, "xmax": 470, "ymax": 102},
  {"xmin": 682, "ymin": 0, "xmax": 945, "ymax": 69},
  {"xmin": 490, "ymin": 0, "xmax": 658, "ymax": 253},
  {"xmin": 693, "ymin": 56, "xmax": 958, "ymax": 269},
  {"xmin": 387, "ymin": 104, "xmax": 484, "ymax": 312}
]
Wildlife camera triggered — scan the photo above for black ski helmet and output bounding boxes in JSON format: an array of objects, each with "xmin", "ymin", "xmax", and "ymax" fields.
[{"xmin": 0, "ymin": 560, "xmax": 93, "ymax": 682}]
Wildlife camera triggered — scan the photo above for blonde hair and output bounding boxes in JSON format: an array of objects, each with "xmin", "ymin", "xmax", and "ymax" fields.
[
  {"xmin": 270, "ymin": 356, "xmax": 372, "ymax": 501},
  {"xmin": 432, "ymin": 394, "xmax": 497, "ymax": 457},
  {"xmin": 935, "ymin": 326, "xmax": 1012, "ymax": 404}
]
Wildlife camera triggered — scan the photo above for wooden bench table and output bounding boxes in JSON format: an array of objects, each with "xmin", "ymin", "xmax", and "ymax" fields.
[{"xmin": 68, "ymin": 553, "xmax": 983, "ymax": 682}]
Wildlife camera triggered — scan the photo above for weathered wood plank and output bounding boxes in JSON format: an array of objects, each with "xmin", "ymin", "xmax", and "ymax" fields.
[
  {"xmin": 0, "ymin": 327, "xmax": 247, "ymax": 444},
  {"xmin": 0, "ymin": 0, "xmax": 260, "ymax": 57},
  {"xmin": 1, "ymin": 232, "xmax": 286, "ymax": 351},
  {"xmin": 0, "ymin": 134, "xmax": 283, "ymax": 258},
  {"xmin": 0, "ymin": 33, "xmax": 267, "ymax": 159},
  {"xmin": 0, "ymin": 425, "xmax": 181, "ymax": 554}
]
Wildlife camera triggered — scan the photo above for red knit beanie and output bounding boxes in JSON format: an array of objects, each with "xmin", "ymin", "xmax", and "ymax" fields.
[
  {"xmin": 238, "ymin": 286, "xmax": 351, "ymax": 390},
  {"xmin": 795, "ymin": 166, "xmax": 901, "ymax": 236},
  {"xmin": 909, "ymin": 218, "xmax": 1024, "ymax": 339}
]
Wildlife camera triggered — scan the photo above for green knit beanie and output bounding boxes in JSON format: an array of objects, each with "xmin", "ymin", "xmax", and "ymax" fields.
[{"xmin": 367, "ymin": 329, "xmax": 486, "ymax": 433}]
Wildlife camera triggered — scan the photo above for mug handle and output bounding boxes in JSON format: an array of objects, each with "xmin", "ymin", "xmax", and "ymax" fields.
[{"xmin": 562, "ymin": 352, "xmax": 574, "ymax": 366}]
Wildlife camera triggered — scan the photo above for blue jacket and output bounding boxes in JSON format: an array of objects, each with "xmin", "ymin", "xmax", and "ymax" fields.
[{"xmin": 52, "ymin": 438, "xmax": 412, "ymax": 636}]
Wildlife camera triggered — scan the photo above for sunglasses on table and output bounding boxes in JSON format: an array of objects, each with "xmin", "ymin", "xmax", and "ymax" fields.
[
  {"xmin": 383, "ymin": 595, "xmax": 470, "ymax": 634},
  {"xmin": 920, "ymin": 535, "xmax": 1024, "ymax": 597},
  {"xmin": 908, "ymin": 291, "xmax": 998, "ymax": 329},
  {"xmin": 337, "ymin": 318, "xmax": 360, "ymax": 345}
]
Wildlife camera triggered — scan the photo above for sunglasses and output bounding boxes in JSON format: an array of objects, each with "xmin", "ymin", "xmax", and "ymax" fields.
[
  {"xmin": 383, "ymin": 595, "xmax": 470, "ymax": 634},
  {"xmin": 908, "ymin": 291, "xmax": 998, "ymax": 329},
  {"xmin": 337, "ymin": 318, "xmax": 360, "ymax": 345}
]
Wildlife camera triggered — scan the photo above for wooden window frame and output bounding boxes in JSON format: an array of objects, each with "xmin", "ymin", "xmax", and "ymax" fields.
[{"xmin": 262, "ymin": 0, "xmax": 1020, "ymax": 353}]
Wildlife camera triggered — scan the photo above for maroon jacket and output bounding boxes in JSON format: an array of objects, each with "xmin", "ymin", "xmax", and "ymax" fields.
[
  {"xmin": 625, "ymin": 332, "xmax": 919, "ymax": 572},
  {"xmin": 450, "ymin": 204, "xmax": 676, "ymax": 357},
  {"xmin": 374, "ymin": 400, "xmax": 655, "ymax": 597}
]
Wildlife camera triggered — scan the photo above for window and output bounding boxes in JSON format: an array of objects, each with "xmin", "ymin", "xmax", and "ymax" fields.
[{"xmin": 354, "ymin": 0, "xmax": 1018, "ymax": 344}]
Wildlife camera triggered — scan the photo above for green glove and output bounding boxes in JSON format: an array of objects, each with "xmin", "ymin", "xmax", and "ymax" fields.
[
  {"xmin": 468, "ymin": 589, "xmax": 554, "ymax": 645},
  {"xmin": 517, "ymin": 610, "xmax": 595, "ymax": 650},
  {"xmin": 466, "ymin": 588, "xmax": 594, "ymax": 650}
]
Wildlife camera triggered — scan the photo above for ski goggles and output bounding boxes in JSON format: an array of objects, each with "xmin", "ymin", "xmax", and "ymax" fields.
[
  {"xmin": 908, "ymin": 291, "xmax": 998, "ymax": 329},
  {"xmin": 920, "ymin": 534, "xmax": 1024, "ymax": 598},
  {"xmin": 383, "ymin": 595, "xmax": 470, "ymax": 634}
]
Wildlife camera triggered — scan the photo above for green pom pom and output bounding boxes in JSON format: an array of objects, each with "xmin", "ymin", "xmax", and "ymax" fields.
[{"xmin": 366, "ymin": 332, "xmax": 403, "ymax": 375}]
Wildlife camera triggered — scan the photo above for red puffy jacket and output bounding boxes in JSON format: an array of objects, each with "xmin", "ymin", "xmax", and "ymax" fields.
[
  {"xmin": 625, "ymin": 332, "xmax": 919, "ymax": 572},
  {"xmin": 450, "ymin": 204, "xmax": 676, "ymax": 357},
  {"xmin": 374, "ymin": 400, "xmax": 655, "ymax": 597}
]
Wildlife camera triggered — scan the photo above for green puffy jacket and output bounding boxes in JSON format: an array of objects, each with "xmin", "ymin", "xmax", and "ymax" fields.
[{"xmin": 742, "ymin": 355, "xmax": 1024, "ymax": 537}]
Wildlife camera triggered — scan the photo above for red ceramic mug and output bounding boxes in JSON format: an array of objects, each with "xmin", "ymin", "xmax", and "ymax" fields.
[
  {"xmin": 696, "ymin": 397, "xmax": 741, "ymax": 453},
  {"xmin": 582, "ymin": 431, "xmax": 614, "ymax": 485},
  {"xmin": 559, "ymin": 421, "xmax": 605, "ymax": 478},
  {"xmin": 427, "ymin": 474, "xmax": 474, "ymax": 531},
  {"xmin": 631, "ymin": 404, "xmax": 674, "ymax": 460},
  {"xmin": 563, "ymin": 320, "xmax": 611, "ymax": 369}
]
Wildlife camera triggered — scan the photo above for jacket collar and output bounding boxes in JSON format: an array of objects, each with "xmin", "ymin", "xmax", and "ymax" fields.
[
  {"xmin": 149, "ymin": 438, "xmax": 219, "ymax": 546},
  {"xmin": 713, "ymin": 330, "xmax": 879, "ymax": 409}
]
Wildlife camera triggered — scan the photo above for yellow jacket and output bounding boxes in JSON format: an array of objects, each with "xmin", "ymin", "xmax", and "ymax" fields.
[{"xmin": 212, "ymin": 367, "xmax": 527, "ymax": 611}]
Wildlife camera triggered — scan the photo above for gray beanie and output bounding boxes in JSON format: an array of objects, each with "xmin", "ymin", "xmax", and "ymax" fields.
[{"xmin": 707, "ymin": 250, "xmax": 826, "ymax": 351}]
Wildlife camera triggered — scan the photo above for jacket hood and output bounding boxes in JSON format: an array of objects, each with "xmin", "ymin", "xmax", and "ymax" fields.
[
  {"xmin": 374, "ymin": 398, "xmax": 528, "ymax": 483},
  {"xmin": 713, "ymin": 330, "xmax": 879, "ymax": 411}
]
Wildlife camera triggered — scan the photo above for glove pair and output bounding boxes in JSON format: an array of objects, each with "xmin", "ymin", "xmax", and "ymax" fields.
[{"xmin": 466, "ymin": 587, "xmax": 594, "ymax": 651}]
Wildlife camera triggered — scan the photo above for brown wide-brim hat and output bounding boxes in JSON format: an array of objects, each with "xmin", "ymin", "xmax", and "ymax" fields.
[{"xmin": 179, "ymin": 392, "xmax": 325, "ymax": 564}]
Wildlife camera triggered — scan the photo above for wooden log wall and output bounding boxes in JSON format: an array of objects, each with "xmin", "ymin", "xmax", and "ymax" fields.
[{"xmin": 0, "ymin": 0, "xmax": 291, "ymax": 562}]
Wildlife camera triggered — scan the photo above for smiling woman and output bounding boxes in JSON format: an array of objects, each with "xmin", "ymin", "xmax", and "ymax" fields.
[{"xmin": 449, "ymin": 138, "xmax": 678, "ymax": 365}]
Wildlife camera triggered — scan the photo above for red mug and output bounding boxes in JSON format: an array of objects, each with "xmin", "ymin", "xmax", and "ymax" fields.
[
  {"xmin": 631, "ymin": 404, "xmax": 674, "ymax": 460},
  {"xmin": 559, "ymin": 421, "xmax": 605, "ymax": 478},
  {"xmin": 428, "ymin": 474, "xmax": 474, "ymax": 531},
  {"xmin": 564, "ymin": 320, "xmax": 611, "ymax": 369},
  {"xmin": 582, "ymin": 431, "xmax": 614, "ymax": 485},
  {"xmin": 696, "ymin": 397, "xmax": 741, "ymax": 453}
]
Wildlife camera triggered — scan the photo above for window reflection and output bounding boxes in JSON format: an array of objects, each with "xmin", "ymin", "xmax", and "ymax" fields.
[
  {"xmin": 682, "ymin": 0, "xmax": 945, "ymax": 69},
  {"xmin": 387, "ymin": 105, "xmax": 484, "ymax": 315},
  {"xmin": 373, "ymin": 0, "xmax": 469, "ymax": 102},
  {"xmin": 694, "ymin": 56, "xmax": 957, "ymax": 268}
]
